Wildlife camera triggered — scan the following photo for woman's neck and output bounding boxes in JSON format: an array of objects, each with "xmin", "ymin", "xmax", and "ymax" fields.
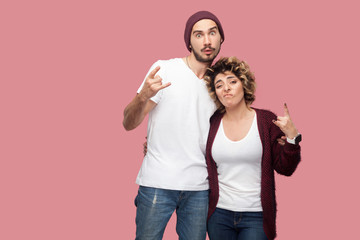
[{"xmin": 224, "ymin": 103, "xmax": 254, "ymax": 122}]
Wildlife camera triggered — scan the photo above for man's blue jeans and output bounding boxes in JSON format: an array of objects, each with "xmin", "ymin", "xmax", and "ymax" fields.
[
  {"xmin": 207, "ymin": 208, "xmax": 268, "ymax": 240},
  {"xmin": 134, "ymin": 186, "xmax": 208, "ymax": 240}
]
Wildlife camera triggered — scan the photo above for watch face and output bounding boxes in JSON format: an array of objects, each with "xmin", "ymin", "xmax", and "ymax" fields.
[{"xmin": 295, "ymin": 134, "xmax": 302, "ymax": 144}]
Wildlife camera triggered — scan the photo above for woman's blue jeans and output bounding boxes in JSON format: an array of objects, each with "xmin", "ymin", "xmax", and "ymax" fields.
[
  {"xmin": 134, "ymin": 186, "xmax": 208, "ymax": 240},
  {"xmin": 207, "ymin": 208, "xmax": 268, "ymax": 240}
]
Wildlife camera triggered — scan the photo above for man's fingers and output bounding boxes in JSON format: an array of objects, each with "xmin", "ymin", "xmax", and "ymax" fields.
[
  {"xmin": 143, "ymin": 139, "xmax": 147, "ymax": 156},
  {"xmin": 153, "ymin": 80, "xmax": 171, "ymax": 89},
  {"xmin": 277, "ymin": 136, "xmax": 286, "ymax": 146},
  {"xmin": 148, "ymin": 66, "xmax": 161, "ymax": 79},
  {"xmin": 159, "ymin": 82, "xmax": 171, "ymax": 90},
  {"xmin": 277, "ymin": 138, "xmax": 285, "ymax": 146},
  {"xmin": 150, "ymin": 82, "xmax": 171, "ymax": 94},
  {"xmin": 152, "ymin": 76, "xmax": 163, "ymax": 83}
]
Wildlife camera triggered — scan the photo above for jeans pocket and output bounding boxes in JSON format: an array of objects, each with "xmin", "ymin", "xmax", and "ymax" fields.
[{"xmin": 134, "ymin": 194, "xmax": 138, "ymax": 207}]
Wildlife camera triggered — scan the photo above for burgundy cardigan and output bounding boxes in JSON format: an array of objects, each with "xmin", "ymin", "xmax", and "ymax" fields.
[{"xmin": 206, "ymin": 108, "xmax": 301, "ymax": 240}]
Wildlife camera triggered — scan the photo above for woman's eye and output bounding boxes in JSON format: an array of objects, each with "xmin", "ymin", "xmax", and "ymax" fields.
[
  {"xmin": 210, "ymin": 31, "xmax": 216, "ymax": 35},
  {"xmin": 215, "ymin": 85, "xmax": 222, "ymax": 89},
  {"xmin": 196, "ymin": 34, "xmax": 201, "ymax": 38}
]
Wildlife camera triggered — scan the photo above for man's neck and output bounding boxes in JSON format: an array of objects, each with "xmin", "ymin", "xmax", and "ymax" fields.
[{"xmin": 183, "ymin": 54, "xmax": 212, "ymax": 79}]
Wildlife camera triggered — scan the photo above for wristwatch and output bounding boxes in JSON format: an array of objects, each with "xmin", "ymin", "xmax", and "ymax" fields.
[{"xmin": 287, "ymin": 133, "xmax": 302, "ymax": 145}]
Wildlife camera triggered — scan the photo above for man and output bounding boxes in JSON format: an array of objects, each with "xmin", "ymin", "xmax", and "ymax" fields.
[{"xmin": 123, "ymin": 11, "xmax": 225, "ymax": 240}]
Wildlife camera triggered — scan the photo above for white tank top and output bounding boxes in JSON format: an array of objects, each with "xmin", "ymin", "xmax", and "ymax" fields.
[{"xmin": 212, "ymin": 113, "xmax": 263, "ymax": 211}]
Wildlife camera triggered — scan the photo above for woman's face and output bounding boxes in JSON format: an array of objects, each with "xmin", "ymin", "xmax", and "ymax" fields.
[{"xmin": 214, "ymin": 71, "xmax": 245, "ymax": 109}]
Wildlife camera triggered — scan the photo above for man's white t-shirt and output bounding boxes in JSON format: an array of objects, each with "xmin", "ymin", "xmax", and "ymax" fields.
[{"xmin": 136, "ymin": 58, "xmax": 216, "ymax": 191}]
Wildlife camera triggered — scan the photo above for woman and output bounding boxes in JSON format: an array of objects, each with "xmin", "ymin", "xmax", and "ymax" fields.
[{"xmin": 204, "ymin": 57, "xmax": 301, "ymax": 240}]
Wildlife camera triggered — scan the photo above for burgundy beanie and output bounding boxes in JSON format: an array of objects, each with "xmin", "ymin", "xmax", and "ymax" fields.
[{"xmin": 184, "ymin": 11, "xmax": 225, "ymax": 52}]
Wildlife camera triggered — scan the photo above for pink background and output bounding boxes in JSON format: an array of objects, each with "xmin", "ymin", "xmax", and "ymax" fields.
[{"xmin": 1, "ymin": 0, "xmax": 359, "ymax": 239}]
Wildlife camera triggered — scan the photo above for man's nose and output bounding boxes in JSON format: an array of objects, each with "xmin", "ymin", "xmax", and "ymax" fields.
[{"xmin": 204, "ymin": 34, "xmax": 211, "ymax": 46}]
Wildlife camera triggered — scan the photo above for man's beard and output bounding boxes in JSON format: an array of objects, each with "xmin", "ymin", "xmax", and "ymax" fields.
[{"xmin": 191, "ymin": 45, "xmax": 221, "ymax": 63}]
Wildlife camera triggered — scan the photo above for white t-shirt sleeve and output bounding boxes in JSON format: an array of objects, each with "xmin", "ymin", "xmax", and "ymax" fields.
[{"xmin": 137, "ymin": 61, "xmax": 164, "ymax": 104}]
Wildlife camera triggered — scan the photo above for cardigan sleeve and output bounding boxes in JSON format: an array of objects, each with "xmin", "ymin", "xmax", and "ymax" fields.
[
  {"xmin": 269, "ymin": 112, "xmax": 301, "ymax": 176},
  {"xmin": 206, "ymin": 110, "xmax": 222, "ymax": 219}
]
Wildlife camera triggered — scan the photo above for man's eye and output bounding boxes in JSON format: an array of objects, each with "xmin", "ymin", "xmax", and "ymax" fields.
[
  {"xmin": 216, "ymin": 85, "xmax": 222, "ymax": 89},
  {"xmin": 210, "ymin": 31, "xmax": 216, "ymax": 35}
]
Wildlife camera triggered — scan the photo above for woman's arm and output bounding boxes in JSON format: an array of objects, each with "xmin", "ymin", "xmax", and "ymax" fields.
[{"xmin": 271, "ymin": 104, "xmax": 301, "ymax": 176}]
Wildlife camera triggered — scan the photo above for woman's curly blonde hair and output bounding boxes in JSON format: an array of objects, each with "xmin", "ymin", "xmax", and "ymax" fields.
[{"xmin": 204, "ymin": 56, "xmax": 256, "ymax": 113}]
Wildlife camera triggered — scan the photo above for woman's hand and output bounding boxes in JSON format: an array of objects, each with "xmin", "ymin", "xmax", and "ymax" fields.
[{"xmin": 272, "ymin": 103, "xmax": 298, "ymax": 139}]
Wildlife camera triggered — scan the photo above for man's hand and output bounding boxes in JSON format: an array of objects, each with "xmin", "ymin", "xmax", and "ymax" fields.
[
  {"xmin": 272, "ymin": 103, "xmax": 298, "ymax": 139},
  {"xmin": 277, "ymin": 136, "xmax": 287, "ymax": 146},
  {"xmin": 143, "ymin": 137, "xmax": 147, "ymax": 156},
  {"xmin": 122, "ymin": 66, "xmax": 171, "ymax": 131},
  {"xmin": 138, "ymin": 66, "xmax": 171, "ymax": 100}
]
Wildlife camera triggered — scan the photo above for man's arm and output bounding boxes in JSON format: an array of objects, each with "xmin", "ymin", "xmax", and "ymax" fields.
[
  {"xmin": 123, "ymin": 94, "xmax": 156, "ymax": 131},
  {"xmin": 122, "ymin": 66, "xmax": 171, "ymax": 131}
]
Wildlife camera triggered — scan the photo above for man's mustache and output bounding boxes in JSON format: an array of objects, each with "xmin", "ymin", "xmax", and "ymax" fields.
[{"xmin": 201, "ymin": 47, "xmax": 215, "ymax": 52}]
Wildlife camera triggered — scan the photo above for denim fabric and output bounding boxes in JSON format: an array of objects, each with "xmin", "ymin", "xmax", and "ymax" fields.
[
  {"xmin": 207, "ymin": 208, "xmax": 268, "ymax": 240},
  {"xmin": 134, "ymin": 186, "xmax": 208, "ymax": 240}
]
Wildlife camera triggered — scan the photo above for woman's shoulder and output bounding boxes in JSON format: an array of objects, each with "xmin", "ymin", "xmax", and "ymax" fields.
[
  {"xmin": 253, "ymin": 107, "xmax": 277, "ymax": 122},
  {"xmin": 210, "ymin": 109, "xmax": 224, "ymax": 124}
]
